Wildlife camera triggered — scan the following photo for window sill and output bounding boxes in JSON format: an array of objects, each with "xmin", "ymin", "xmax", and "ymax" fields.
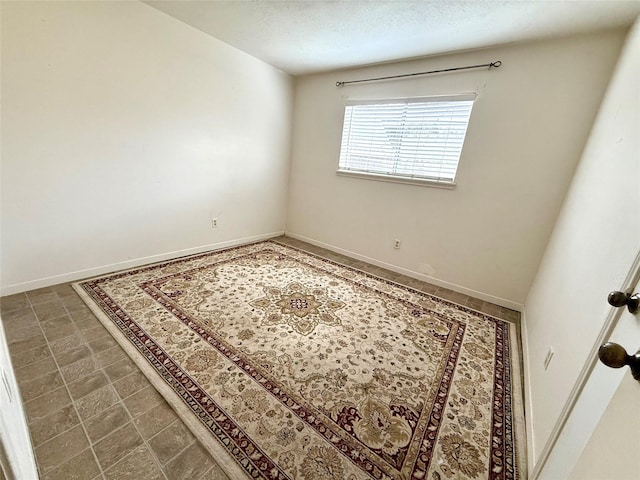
[{"xmin": 336, "ymin": 169, "xmax": 456, "ymax": 189}]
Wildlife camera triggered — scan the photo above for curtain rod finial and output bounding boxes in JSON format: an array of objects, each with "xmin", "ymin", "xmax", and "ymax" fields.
[
  {"xmin": 490, "ymin": 60, "xmax": 502, "ymax": 69},
  {"xmin": 336, "ymin": 81, "xmax": 344, "ymax": 87}
]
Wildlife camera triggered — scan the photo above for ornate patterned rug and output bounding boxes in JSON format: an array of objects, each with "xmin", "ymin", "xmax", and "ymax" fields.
[{"xmin": 74, "ymin": 240, "xmax": 526, "ymax": 480}]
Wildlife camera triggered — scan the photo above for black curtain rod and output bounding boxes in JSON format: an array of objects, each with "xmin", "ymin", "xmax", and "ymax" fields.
[{"xmin": 335, "ymin": 60, "xmax": 502, "ymax": 87}]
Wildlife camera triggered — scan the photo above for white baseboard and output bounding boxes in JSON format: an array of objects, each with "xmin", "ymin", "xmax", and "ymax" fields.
[
  {"xmin": 284, "ymin": 232, "xmax": 523, "ymax": 311},
  {"xmin": 0, "ymin": 231, "xmax": 284, "ymax": 296}
]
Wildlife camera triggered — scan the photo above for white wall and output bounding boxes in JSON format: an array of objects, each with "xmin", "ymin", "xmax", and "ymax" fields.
[
  {"xmin": 0, "ymin": 1, "xmax": 293, "ymax": 294},
  {"xmin": 524, "ymin": 18, "xmax": 639, "ymax": 468},
  {"xmin": 286, "ymin": 31, "xmax": 625, "ymax": 307},
  {"xmin": 569, "ymin": 374, "xmax": 640, "ymax": 480}
]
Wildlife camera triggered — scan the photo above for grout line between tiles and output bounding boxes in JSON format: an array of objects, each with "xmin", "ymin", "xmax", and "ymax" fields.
[
  {"xmin": 147, "ymin": 418, "xmax": 197, "ymax": 469},
  {"xmin": 33, "ymin": 293, "xmax": 108, "ymax": 480},
  {"xmin": 23, "ymin": 297, "xmax": 49, "ymax": 479},
  {"xmin": 83, "ymin": 350, "xmax": 170, "ymax": 478},
  {"xmin": 114, "ymin": 400, "xmax": 170, "ymax": 480}
]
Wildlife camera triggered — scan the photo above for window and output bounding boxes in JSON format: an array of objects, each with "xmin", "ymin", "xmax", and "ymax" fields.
[{"xmin": 337, "ymin": 95, "xmax": 475, "ymax": 187}]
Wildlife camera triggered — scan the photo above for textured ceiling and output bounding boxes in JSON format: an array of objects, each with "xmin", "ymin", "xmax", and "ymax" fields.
[{"xmin": 144, "ymin": 1, "xmax": 640, "ymax": 75}]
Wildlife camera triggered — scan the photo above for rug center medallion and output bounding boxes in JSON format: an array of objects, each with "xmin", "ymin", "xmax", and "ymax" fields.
[{"xmin": 250, "ymin": 282, "xmax": 345, "ymax": 335}]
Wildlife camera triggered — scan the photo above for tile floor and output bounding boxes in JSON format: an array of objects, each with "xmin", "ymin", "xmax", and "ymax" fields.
[
  {"xmin": 1, "ymin": 235, "xmax": 520, "ymax": 480},
  {"xmin": 2, "ymin": 281, "xmax": 229, "ymax": 480}
]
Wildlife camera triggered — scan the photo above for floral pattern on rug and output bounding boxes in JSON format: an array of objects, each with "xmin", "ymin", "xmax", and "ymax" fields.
[{"xmin": 78, "ymin": 241, "xmax": 521, "ymax": 480}]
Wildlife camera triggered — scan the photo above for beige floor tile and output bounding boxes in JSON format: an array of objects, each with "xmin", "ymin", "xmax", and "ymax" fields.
[
  {"xmin": 51, "ymin": 283, "xmax": 75, "ymax": 296},
  {"xmin": 481, "ymin": 301, "xmax": 503, "ymax": 316},
  {"xmin": 200, "ymin": 463, "xmax": 231, "ymax": 480},
  {"xmin": 60, "ymin": 356, "xmax": 100, "ymax": 384},
  {"xmin": 64, "ymin": 299, "xmax": 93, "ymax": 313},
  {"xmin": 164, "ymin": 442, "xmax": 213, "ymax": 480},
  {"xmin": 11, "ymin": 344, "xmax": 53, "ymax": 369},
  {"xmin": 2, "ymin": 307, "xmax": 39, "ymax": 330},
  {"xmin": 103, "ymin": 357, "xmax": 137, "ymax": 382},
  {"xmin": 88, "ymin": 335, "xmax": 117, "ymax": 354},
  {"xmin": 19, "ymin": 370, "xmax": 64, "ymax": 402},
  {"xmin": 93, "ymin": 346, "xmax": 127, "ymax": 368},
  {"xmin": 6, "ymin": 323, "xmax": 42, "ymax": 344},
  {"xmin": 55, "ymin": 344, "xmax": 93, "ymax": 367},
  {"xmin": 93, "ymin": 423, "xmax": 144, "ymax": 470},
  {"xmin": 35, "ymin": 425, "xmax": 90, "ymax": 475},
  {"xmin": 67, "ymin": 370, "xmax": 110, "ymax": 401},
  {"xmin": 30, "ymin": 404, "xmax": 81, "ymax": 447},
  {"xmin": 448, "ymin": 291, "xmax": 470, "ymax": 305},
  {"xmin": 81, "ymin": 323, "xmax": 110, "ymax": 342},
  {"xmin": 122, "ymin": 385, "xmax": 164, "ymax": 418},
  {"xmin": 74, "ymin": 385, "xmax": 120, "ymax": 421},
  {"xmin": 16, "ymin": 355, "xmax": 58, "ymax": 383},
  {"xmin": 0, "ymin": 292, "xmax": 29, "ymax": 313},
  {"xmin": 133, "ymin": 401, "xmax": 178, "ymax": 440},
  {"xmin": 84, "ymin": 404, "xmax": 131, "ymax": 444},
  {"xmin": 112, "ymin": 371, "xmax": 150, "ymax": 399},
  {"xmin": 418, "ymin": 282, "xmax": 440, "ymax": 294},
  {"xmin": 41, "ymin": 315, "xmax": 79, "ymax": 341},
  {"xmin": 42, "ymin": 449, "xmax": 100, "ymax": 480},
  {"xmin": 466, "ymin": 296, "xmax": 484, "ymax": 310},
  {"xmin": 103, "ymin": 446, "xmax": 165, "ymax": 480},
  {"xmin": 148, "ymin": 420, "xmax": 194, "ymax": 465},
  {"xmin": 25, "ymin": 386, "xmax": 72, "ymax": 424},
  {"xmin": 501, "ymin": 307, "xmax": 521, "ymax": 322},
  {"xmin": 72, "ymin": 313, "xmax": 102, "ymax": 331},
  {"xmin": 32, "ymin": 300, "xmax": 68, "ymax": 322},
  {"xmin": 49, "ymin": 332, "xmax": 88, "ymax": 356},
  {"xmin": 26, "ymin": 287, "xmax": 58, "ymax": 305},
  {"xmin": 8, "ymin": 332, "xmax": 47, "ymax": 355}
]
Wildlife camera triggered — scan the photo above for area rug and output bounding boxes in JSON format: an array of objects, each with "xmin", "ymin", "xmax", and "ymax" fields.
[{"xmin": 73, "ymin": 239, "xmax": 526, "ymax": 480}]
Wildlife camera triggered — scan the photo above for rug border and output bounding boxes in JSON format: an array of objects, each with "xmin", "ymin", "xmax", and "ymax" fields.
[
  {"xmin": 71, "ymin": 282, "xmax": 250, "ymax": 480},
  {"xmin": 73, "ymin": 240, "xmax": 529, "ymax": 479}
]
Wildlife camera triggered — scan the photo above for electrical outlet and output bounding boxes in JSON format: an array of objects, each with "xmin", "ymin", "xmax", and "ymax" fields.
[
  {"xmin": 394, "ymin": 239, "xmax": 401, "ymax": 249},
  {"xmin": 543, "ymin": 347, "xmax": 554, "ymax": 370},
  {"xmin": 211, "ymin": 218, "xmax": 218, "ymax": 228}
]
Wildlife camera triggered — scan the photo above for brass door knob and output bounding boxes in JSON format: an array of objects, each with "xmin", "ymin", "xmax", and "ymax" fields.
[
  {"xmin": 607, "ymin": 291, "xmax": 640, "ymax": 314},
  {"xmin": 598, "ymin": 342, "xmax": 640, "ymax": 381}
]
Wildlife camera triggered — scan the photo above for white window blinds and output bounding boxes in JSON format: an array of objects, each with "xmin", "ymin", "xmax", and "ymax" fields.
[{"xmin": 338, "ymin": 96, "xmax": 475, "ymax": 184}]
